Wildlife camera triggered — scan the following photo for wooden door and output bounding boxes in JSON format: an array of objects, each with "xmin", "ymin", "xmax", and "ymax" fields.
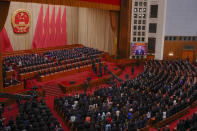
[{"xmin": 182, "ymin": 50, "xmax": 194, "ymax": 62}]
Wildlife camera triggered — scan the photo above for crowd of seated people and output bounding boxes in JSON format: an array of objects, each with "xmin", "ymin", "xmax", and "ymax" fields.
[
  {"xmin": 54, "ymin": 60, "xmax": 197, "ymax": 131},
  {"xmin": 1, "ymin": 98, "xmax": 63, "ymax": 131},
  {"xmin": 175, "ymin": 112, "xmax": 197, "ymax": 131}
]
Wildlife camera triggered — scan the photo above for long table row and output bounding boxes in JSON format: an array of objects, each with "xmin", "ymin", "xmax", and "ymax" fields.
[{"xmin": 19, "ymin": 60, "xmax": 102, "ymax": 81}]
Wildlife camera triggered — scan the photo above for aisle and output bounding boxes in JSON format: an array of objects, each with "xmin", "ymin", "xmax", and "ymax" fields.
[{"xmin": 45, "ymin": 96, "xmax": 70, "ymax": 131}]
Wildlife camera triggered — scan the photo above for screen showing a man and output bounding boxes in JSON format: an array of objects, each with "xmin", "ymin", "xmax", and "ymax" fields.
[{"xmin": 135, "ymin": 46, "xmax": 144, "ymax": 55}]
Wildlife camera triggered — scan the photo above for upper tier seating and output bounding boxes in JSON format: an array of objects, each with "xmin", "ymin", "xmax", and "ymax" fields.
[{"xmin": 2, "ymin": 46, "xmax": 103, "ymax": 87}]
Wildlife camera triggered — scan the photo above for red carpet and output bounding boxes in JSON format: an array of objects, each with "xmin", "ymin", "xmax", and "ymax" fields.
[
  {"xmin": 43, "ymin": 84, "xmax": 63, "ymax": 97},
  {"xmin": 2, "ymin": 103, "xmax": 18, "ymax": 125}
]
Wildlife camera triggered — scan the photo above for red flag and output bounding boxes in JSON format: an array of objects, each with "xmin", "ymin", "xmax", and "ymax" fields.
[
  {"xmin": 56, "ymin": 6, "xmax": 61, "ymax": 46},
  {"xmin": 61, "ymin": 7, "xmax": 67, "ymax": 45},
  {"xmin": 43, "ymin": 5, "xmax": 50, "ymax": 48},
  {"xmin": 50, "ymin": 5, "xmax": 56, "ymax": 47},
  {"xmin": 0, "ymin": 27, "xmax": 13, "ymax": 52},
  {"xmin": 31, "ymin": 5, "xmax": 43, "ymax": 49}
]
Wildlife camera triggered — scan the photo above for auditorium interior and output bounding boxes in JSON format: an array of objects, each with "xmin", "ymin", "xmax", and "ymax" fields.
[{"xmin": 0, "ymin": 0, "xmax": 197, "ymax": 131}]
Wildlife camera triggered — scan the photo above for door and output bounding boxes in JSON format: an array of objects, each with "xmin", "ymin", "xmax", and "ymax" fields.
[{"xmin": 182, "ymin": 50, "xmax": 194, "ymax": 62}]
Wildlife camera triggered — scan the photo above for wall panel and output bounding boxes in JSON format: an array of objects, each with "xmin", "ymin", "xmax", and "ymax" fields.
[
  {"xmin": 163, "ymin": 40, "xmax": 197, "ymax": 61},
  {"xmin": 4, "ymin": 2, "xmax": 116, "ymax": 55}
]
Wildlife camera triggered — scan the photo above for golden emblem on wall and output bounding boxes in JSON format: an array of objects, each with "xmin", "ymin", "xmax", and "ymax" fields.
[{"xmin": 11, "ymin": 9, "xmax": 31, "ymax": 33}]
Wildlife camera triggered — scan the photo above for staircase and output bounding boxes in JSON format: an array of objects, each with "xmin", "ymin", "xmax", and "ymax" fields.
[{"xmin": 43, "ymin": 84, "xmax": 63, "ymax": 97}]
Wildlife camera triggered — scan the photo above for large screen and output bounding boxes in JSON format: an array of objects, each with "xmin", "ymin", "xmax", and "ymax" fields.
[{"xmin": 130, "ymin": 43, "xmax": 147, "ymax": 57}]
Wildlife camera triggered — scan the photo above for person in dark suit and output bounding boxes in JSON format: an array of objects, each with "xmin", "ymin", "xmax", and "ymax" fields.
[
  {"xmin": 98, "ymin": 62, "xmax": 102, "ymax": 77},
  {"xmin": 131, "ymin": 66, "xmax": 134, "ymax": 75},
  {"xmin": 84, "ymin": 80, "xmax": 88, "ymax": 95},
  {"xmin": 135, "ymin": 46, "xmax": 144, "ymax": 55}
]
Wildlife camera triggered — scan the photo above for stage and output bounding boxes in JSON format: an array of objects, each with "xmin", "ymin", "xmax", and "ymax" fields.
[{"xmin": 32, "ymin": 62, "xmax": 122, "ymax": 95}]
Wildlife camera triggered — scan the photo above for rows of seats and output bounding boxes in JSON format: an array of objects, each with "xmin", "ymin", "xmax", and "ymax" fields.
[
  {"xmin": 2, "ymin": 98, "xmax": 64, "ymax": 131},
  {"xmin": 3, "ymin": 47, "xmax": 102, "ymax": 70},
  {"xmin": 73, "ymin": 47, "xmax": 102, "ymax": 57},
  {"xmin": 19, "ymin": 58, "xmax": 101, "ymax": 80},
  {"xmin": 54, "ymin": 60, "xmax": 197, "ymax": 131},
  {"xmin": 2, "ymin": 46, "xmax": 103, "ymax": 87},
  {"xmin": 19, "ymin": 56, "xmax": 101, "ymax": 75}
]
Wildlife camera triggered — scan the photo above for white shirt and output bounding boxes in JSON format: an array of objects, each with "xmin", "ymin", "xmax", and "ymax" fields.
[
  {"xmin": 163, "ymin": 111, "xmax": 166, "ymax": 119},
  {"xmin": 147, "ymin": 112, "xmax": 151, "ymax": 119},
  {"xmin": 116, "ymin": 110, "xmax": 120, "ymax": 117},
  {"xmin": 173, "ymin": 100, "xmax": 177, "ymax": 105},
  {"xmin": 70, "ymin": 116, "xmax": 76, "ymax": 122}
]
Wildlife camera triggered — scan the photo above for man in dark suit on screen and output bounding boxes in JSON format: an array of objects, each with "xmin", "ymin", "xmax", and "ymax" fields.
[
  {"xmin": 135, "ymin": 49, "xmax": 144, "ymax": 55},
  {"xmin": 135, "ymin": 46, "xmax": 144, "ymax": 55}
]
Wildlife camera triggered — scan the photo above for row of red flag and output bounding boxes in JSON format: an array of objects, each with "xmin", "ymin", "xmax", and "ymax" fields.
[
  {"xmin": 0, "ymin": 27, "xmax": 13, "ymax": 52},
  {"xmin": 32, "ymin": 5, "xmax": 67, "ymax": 49}
]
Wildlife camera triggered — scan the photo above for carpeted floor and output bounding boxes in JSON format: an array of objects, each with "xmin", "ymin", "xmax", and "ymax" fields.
[{"xmin": 2, "ymin": 103, "xmax": 18, "ymax": 125}]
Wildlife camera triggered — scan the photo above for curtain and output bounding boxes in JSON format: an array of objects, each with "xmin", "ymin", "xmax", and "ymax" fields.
[
  {"xmin": 78, "ymin": 8, "xmax": 115, "ymax": 55},
  {"xmin": 110, "ymin": 11, "xmax": 119, "ymax": 57}
]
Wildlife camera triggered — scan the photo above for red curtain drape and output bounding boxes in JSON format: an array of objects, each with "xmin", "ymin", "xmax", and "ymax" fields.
[{"xmin": 0, "ymin": 27, "xmax": 13, "ymax": 52}]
